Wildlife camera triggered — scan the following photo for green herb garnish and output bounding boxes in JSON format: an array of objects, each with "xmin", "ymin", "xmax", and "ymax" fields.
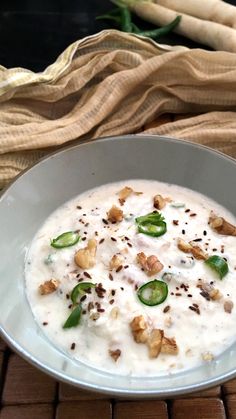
[
  {"xmin": 63, "ymin": 305, "xmax": 82, "ymax": 329},
  {"xmin": 135, "ymin": 211, "xmax": 167, "ymax": 237},
  {"xmin": 71, "ymin": 282, "xmax": 96, "ymax": 305},
  {"xmin": 51, "ymin": 231, "xmax": 80, "ymax": 249},
  {"xmin": 137, "ymin": 279, "xmax": 168, "ymax": 306},
  {"xmin": 205, "ymin": 255, "xmax": 229, "ymax": 279}
]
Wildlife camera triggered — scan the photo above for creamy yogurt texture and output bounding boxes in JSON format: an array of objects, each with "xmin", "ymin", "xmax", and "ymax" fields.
[{"xmin": 25, "ymin": 180, "xmax": 236, "ymax": 376}]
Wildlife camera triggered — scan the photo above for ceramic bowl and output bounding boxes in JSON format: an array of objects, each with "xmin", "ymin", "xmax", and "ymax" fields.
[{"xmin": 0, "ymin": 135, "xmax": 236, "ymax": 397}]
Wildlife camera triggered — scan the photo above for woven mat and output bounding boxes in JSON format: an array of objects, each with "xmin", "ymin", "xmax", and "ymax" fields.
[{"xmin": 0, "ymin": 336, "xmax": 235, "ymax": 419}]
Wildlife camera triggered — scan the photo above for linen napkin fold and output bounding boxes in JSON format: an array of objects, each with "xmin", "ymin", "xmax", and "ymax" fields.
[{"xmin": 0, "ymin": 29, "xmax": 236, "ymax": 188}]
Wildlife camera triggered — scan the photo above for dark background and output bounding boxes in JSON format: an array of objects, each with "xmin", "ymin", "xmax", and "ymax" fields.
[{"xmin": 1, "ymin": 0, "xmax": 236, "ymax": 71}]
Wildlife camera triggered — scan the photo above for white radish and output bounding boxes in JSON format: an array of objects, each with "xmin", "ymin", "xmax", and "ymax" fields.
[
  {"xmin": 125, "ymin": 1, "xmax": 236, "ymax": 52},
  {"xmin": 155, "ymin": 0, "xmax": 236, "ymax": 29}
]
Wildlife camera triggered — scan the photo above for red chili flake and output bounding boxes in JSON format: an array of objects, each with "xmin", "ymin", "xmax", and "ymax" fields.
[
  {"xmin": 71, "ymin": 343, "xmax": 76, "ymax": 350},
  {"xmin": 84, "ymin": 271, "xmax": 92, "ymax": 279},
  {"xmin": 109, "ymin": 273, "xmax": 114, "ymax": 281},
  {"xmin": 102, "ymin": 218, "xmax": 108, "ymax": 225},
  {"xmin": 42, "ymin": 322, "xmax": 48, "ymax": 326},
  {"xmin": 111, "ymin": 237, "xmax": 117, "ymax": 242},
  {"xmin": 173, "ymin": 220, "xmax": 179, "ymax": 226},
  {"xmin": 116, "ymin": 265, "xmax": 123, "ymax": 273},
  {"xmin": 163, "ymin": 305, "xmax": 170, "ymax": 313},
  {"xmin": 109, "ymin": 299, "xmax": 115, "ymax": 305},
  {"xmin": 127, "ymin": 242, "xmax": 133, "ymax": 248}
]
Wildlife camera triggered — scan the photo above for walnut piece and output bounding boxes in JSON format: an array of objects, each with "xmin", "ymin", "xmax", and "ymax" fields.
[
  {"xmin": 147, "ymin": 329, "xmax": 164, "ymax": 358},
  {"xmin": 161, "ymin": 337, "xmax": 178, "ymax": 355},
  {"xmin": 177, "ymin": 238, "xmax": 208, "ymax": 260},
  {"xmin": 224, "ymin": 300, "xmax": 234, "ymax": 313},
  {"xmin": 39, "ymin": 279, "xmax": 60, "ymax": 295},
  {"xmin": 130, "ymin": 315, "xmax": 178, "ymax": 359},
  {"xmin": 107, "ymin": 205, "xmax": 123, "ymax": 223},
  {"xmin": 177, "ymin": 238, "xmax": 192, "ymax": 253},
  {"xmin": 209, "ymin": 288, "xmax": 222, "ymax": 301},
  {"xmin": 109, "ymin": 349, "xmax": 121, "ymax": 362},
  {"xmin": 130, "ymin": 315, "xmax": 149, "ymax": 343},
  {"xmin": 137, "ymin": 252, "xmax": 164, "ymax": 276},
  {"xmin": 209, "ymin": 212, "xmax": 236, "ymax": 236},
  {"xmin": 109, "ymin": 254, "xmax": 123, "ymax": 270},
  {"xmin": 74, "ymin": 239, "xmax": 97, "ymax": 269},
  {"xmin": 118, "ymin": 186, "xmax": 143, "ymax": 205},
  {"xmin": 153, "ymin": 194, "xmax": 166, "ymax": 210}
]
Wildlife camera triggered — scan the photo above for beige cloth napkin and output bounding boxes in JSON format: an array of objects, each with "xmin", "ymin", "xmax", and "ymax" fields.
[{"xmin": 0, "ymin": 29, "xmax": 236, "ymax": 188}]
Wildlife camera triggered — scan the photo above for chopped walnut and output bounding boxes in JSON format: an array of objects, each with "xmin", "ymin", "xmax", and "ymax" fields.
[
  {"xmin": 74, "ymin": 239, "xmax": 97, "ymax": 269},
  {"xmin": 137, "ymin": 252, "xmax": 164, "ymax": 276},
  {"xmin": 147, "ymin": 329, "xmax": 164, "ymax": 358},
  {"xmin": 178, "ymin": 239, "xmax": 208, "ymax": 260},
  {"xmin": 209, "ymin": 288, "xmax": 222, "ymax": 301},
  {"xmin": 153, "ymin": 194, "xmax": 167, "ymax": 210},
  {"xmin": 39, "ymin": 279, "xmax": 60, "ymax": 295},
  {"xmin": 118, "ymin": 186, "xmax": 133, "ymax": 205},
  {"xmin": 109, "ymin": 254, "xmax": 123, "ymax": 270},
  {"xmin": 224, "ymin": 300, "xmax": 234, "ymax": 313},
  {"xmin": 209, "ymin": 212, "xmax": 236, "ymax": 236},
  {"xmin": 161, "ymin": 337, "xmax": 179, "ymax": 355},
  {"xmin": 107, "ymin": 205, "xmax": 123, "ymax": 223},
  {"xmin": 202, "ymin": 351, "xmax": 214, "ymax": 361},
  {"xmin": 190, "ymin": 244, "xmax": 208, "ymax": 261},
  {"xmin": 109, "ymin": 349, "xmax": 121, "ymax": 362},
  {"xmin": 118, "ymin": 186, "xmax": 143, "ymax": 205},
  {"xmin": 177, "ymin": 238, "xmax": 192, "ymax": 253},
  {"xmin": 130, "ymin": 315, "xmax": 149, "ymax": 343}
]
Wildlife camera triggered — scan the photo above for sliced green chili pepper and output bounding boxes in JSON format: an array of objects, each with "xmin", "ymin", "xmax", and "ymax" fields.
[
  {"xmin": 51, "ymin": 231, "xmax": 80, "ymax": 249},
  {"xmin": 71, "ymin": 282, "xmax": 95, "ymax": 305},
  {"xmin": 96, "ymin": 8, "xmax": 121, "ymax": 25},
  {"xmin": 137, "ymin": 279, "xmax": 168, "ymax": 306},
  {"xmin": 205, "ymin": 255, "xmax": 229, "ymax": 279},
  {"xmin": 135, "ymin": 211, "xmax": 167, "ymax": 237},
  {"xmin": 136, "ymin": 16, "xmax": 181, "ymax": 39},
  {"xmin": 63, "ymin": 305, "xmax": 82, "ymax": 329}
]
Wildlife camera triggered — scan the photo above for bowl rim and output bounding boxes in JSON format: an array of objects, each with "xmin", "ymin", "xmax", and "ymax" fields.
[{"xmin": 1, "ymin": 134, "xmax": 236, "ymax": 398}]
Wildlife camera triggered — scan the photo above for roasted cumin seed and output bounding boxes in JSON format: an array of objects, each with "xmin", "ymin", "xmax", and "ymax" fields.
[
  {"xmin": 127, "ymin": 242, "xmax": 133, "ymax": 248},
  {"xmin": 102, "ymin": 218, "xmax": 108, "ymax": 225},
  {"xmin": 42, "ymin": 322, "xmax": 48, "ymax": 326},
  {"xmin": 84, "ymin": 271, "xmax": 92, "ymax": 279},
  {"xmin": 189, "ymin": 305, "xmax": 200, "ymax": 315},
  {"xmin": 109, "ymin": 273, "xmax": 114, "ymax": 281},
  {"xmin": 173, "ymin": 220, "xmax": 179, "ymax": 225},
  {"xmin": 116, "ymin": 265, "xmax": 123, "ymax": 273},
  {"xmin": 99, "ymin": 238, "xmax": 105, "ymax": 244},
  {"xmin": 111, "ymin": 237, "xmax": 117, "ymax": 242},
  {"xmin": 70, "ymin": 342, "xmax": 76, "ymax": 350}
]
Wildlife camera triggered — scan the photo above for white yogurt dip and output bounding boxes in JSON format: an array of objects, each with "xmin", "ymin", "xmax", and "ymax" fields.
[{"xmin": 25, "ymin": 180, "xmax": 236, "ymax": 376}]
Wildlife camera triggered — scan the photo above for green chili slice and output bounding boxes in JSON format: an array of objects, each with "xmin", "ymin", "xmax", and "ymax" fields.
[
  {"xmin": 137, "ymin": 279, "xmax": 168, "ymax": 306},
  {"xmin": 63, "ymin": 305, "xmax": 82, "ymax": 329},
  {"xmin": 205, "ymin": 255, "xmax": 229, "ymax": 279},
  {"xmin": 71, "ymin": 282, "xmax": 95, "ymax": 305},
  {"xmin": 51, "ymin": 231, "xmax": 80, "ymax": 249},
  {"xmin": 135, "ymin": 211, "xmax": 167, "ymax": 237}
]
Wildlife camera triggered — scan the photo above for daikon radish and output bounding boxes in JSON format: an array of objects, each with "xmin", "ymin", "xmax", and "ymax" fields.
[
  {"xmin": 123, "ymin": 0, "xmax": 236, "ymax": 52},
  {"xmin": 155, "ymin": 0, "xmax": 236, "ymax": 29}
]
